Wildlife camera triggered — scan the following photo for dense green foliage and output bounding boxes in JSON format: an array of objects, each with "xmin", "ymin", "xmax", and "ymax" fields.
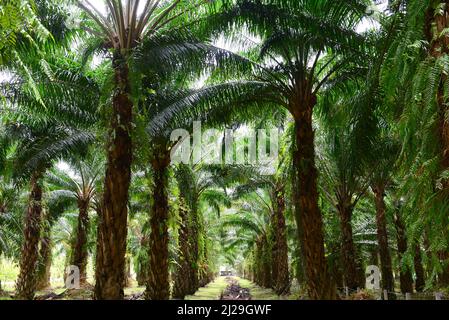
[{"xmin": 1, "ymin": 0, "xmax": 449, "ymax": 300}]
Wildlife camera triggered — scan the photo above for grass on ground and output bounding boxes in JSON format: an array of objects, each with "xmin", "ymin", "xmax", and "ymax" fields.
[
  {"xmin": 237, "ymin": 278, "xmax": 280, "ymax": 300},
  {"xmin": 185, "ymin": 276, "xmax": 230, "ymax": 300}
]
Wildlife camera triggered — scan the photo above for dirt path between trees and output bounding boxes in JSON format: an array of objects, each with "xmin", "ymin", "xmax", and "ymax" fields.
[{"xmin": 220, "ymin": 277, "xmax": 251, "ymax": 300}]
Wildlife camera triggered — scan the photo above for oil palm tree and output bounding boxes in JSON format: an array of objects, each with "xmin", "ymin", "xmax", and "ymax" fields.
[
  {"xmin": 45, "ymin": 156, "xmax": 102, "ymax": 285},
  {"xmin": 220, "ymin": 164, "xmax": 291, "ymax": 294},
  {"xmin": 317, "ymin": 91, "xmax": 373, "ymax": 291},
  {"xmin": 141, "ymin": 79, "xmax": 255, "ymax": 298},
  {"xmin": 35, "ymin": 182, "xmax": 78, "ymax": 290},
  {"xmin": 9, "ymin": 123, "xmax": 96, "ymax": 298},
  {"xmin": 3, "ymin": 122, "xmax": 94, "ymax": 299},
  {"xmin": 391, "ymin": 197, "xmax": 414, "ymax": 294},
  {"xmin": 221, "ymin": 194, "xmax": 272, "ymax": 288},
  {"xmin": 172, "ymin": 164, "xmax": 231, "ymax": 298},
  {"xmin": 367, "ymin": 133, "xmax": 399, "ymax": 296},
  {"xmin": 203, "ymin": 0, "xmax": 373, "ymax": 298},
  {"xmin": 126, "ymin": 172, "xmax": 151, "ymax": 286},
  {"xmin": 382, "ymin": 0, "xmax": 449, "ymax": 285},
  {"xmin": 1, "ymin": 52, "xmax": 98, "ymax": 299},
  {"xmin": 76, "ymin": 0, "xmax": 234, "ymax": 299}
]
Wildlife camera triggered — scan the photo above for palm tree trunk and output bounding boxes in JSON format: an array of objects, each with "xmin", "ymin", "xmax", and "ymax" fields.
[
  {"xmin": 16, "ymin": 171, "xmax": 43, "ymax": 299},
  {"xmin": 261, "ymin": 236, "xmax": 272, "ymax": 288},
  {"xmin": 393, "ymin": 209, "xmax": 413, "ymax": 293},
  {"xmin": 414, "ymin": 244, "xmax": 425, "ymax": 292},
  {"xmin": 136, "ymin": 226, "xmax": 150, "ymax": 287},
  {"xmin": 291, "ymin": 168, "xmax": 306, "ymax": 287},
  {"xmin": 94, "ymin": 53, "xmax": 133, "ymax": 300},
  {"xmin": 136, "ymin": 266, "xmax": 148, "ymax": 286},
  {"xmin": 337, "ymin": 202, "xmax": 363, "ymax": 290},
  {"xmin": 73, "ymin": 198, "xmax": 89, "ymax": 285},
  {"xmin": 294, "ymin": 245, "xmax": 306, "ymax": 288},
  {"xmin": 269, "ymin": 210, "xmax": 278, "ymax": 290},
  {"xmin": 254, "ymin": 238, "xmax": 267, "ymax": 287},
  {"xmin": 136, "ymin": 247, "xmax": 149, "ymax": 287},
  {"xmin": 172, "ymin": 197, "xmax": 191, "ymax": 299},
  {"xmin": 373, "ymin": 185, "xmax": 395, "ymax": 296},
  {"xmin": 36, "ymin": 222, "xmax": 52, "ymax": 290},
  {"xmin": 145, "ymin": 151, "xmax": 170, "ymax": 300},
  {"xmin": 255, "ymin": 240, "xmax": 263, "ymax": 286},
  {"xmin": 273, "ymin": 186, "xmax": 290, "ymax": 295},
  {"xmin": 187, "ymin": 205, "xmax": 200, "ymax": 294},
  {"xmin": 199, "ymin": 240, "xmax": 213, "ymax": 287},
  {"xmin": 292, "ymin": 102, "xmax": 335, "ymax": 299},
  {"xmin": 328, "ymin": 247, "xmax": 344, "ymax": 289}
]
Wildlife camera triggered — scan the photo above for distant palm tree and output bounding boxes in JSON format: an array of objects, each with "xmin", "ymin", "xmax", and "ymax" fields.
[
  {"xmin": 221, "ymin": 193, "xmax": 272, "ymax": 288},
  {"xmin": 219, "ymin": 164, "xmax": 291, "ymax": 295},
  {"xmin": 46, "ymin": 156, "xmax": 102, "ymax": 285},
  {"xmin": 172, "ymin": 164, "xmax": 230, "ymax": 298},
  {"xmin": 5, "ymin": 122, "xmax": 95, "ymax": 299},
  {"xmin": 36, "ymin": 184, "xmax": 78, "ymax": 290},
  {"xmin": 142, "ymin": 80, "xmax": 255, "ymax": 299},
  {"xmin": 1, "ymin": 52, "xmax": 98, "ymax": 299},
  {"xmin": 317, "ymin": 90, "xmax": 372, "ymax": 290}
]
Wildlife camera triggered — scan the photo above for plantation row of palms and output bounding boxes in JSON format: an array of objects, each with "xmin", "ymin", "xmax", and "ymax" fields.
[{"xmin": 1, "ymin": 0, "xmax": 449, "ymax": 300}]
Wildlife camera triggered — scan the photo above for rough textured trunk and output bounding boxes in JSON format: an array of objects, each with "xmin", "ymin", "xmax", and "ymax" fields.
[
  {"xmin": 373, "ymin": 185, "xmax": 394, "ymax": 296},
  {"xmin": 291, "ymin": 161, "xmax": 306, "ymax": 287},
  {"xmin": 187, "ymin": 205, "xmax": 200, "ymax": 294},
  {"xmin": 145, "ymin": 150, "xmax": 170, "ymax": 300},
  {"xmin": 393, "ymin": 209, "xmax": 413, "ymax": 293},
  {"xmin": 294, "ymin": 244, "xmax": 306, "ymax": 288},
  {"xmin": 269, "ymin": 210, "xmax": 278, "ymax": 290},
  {"xmin": 198, "ymin": 241, "xmax": 213, "ymax": 287},
  {"xmin": 73, "ymin": 198, "xmax": 89, "ymax": 285},
  {"xmin": 254, "ymin": 239, "xmax": 263, "ymax": 286},
  {"xmin": 135, "ymin": 234, "xmax": 149, "ymax": 287},
  {"xmin": 328, "ymin": 249, "xmax": 344, "ymax": 290},
  {"xmin": 253, "ymin": 236, "xmax": 271, "ymax": 287},
  {"xmin": 261, "ymin": 236, "xmax": 272, "ymax": 288},
  {"xmin": 94, "ymin": 53, "xmax": 133, "ymax": 300},
  {"xmin": 292, "ymin": 97, "xmax": 335, "ymax": 299},
  {"xmin": 93, "ymin": 198, "xmax": 103, "ymax": 289},
  {"xmin": 337, "ymin": 202, "xmax": 363, "ymax": 290},
  {"xmin": 16, "ymin": 172, "xmax": 43, "ymax": 299},
  {"xmin": 414, "ymin": 244, "xmax": 426, "ymax": 292},
  {"xmin": 36, "ymin": 221, "xmax": 52, "ymax": 290},
  {"xmin": 136, "ymin": 267, "xmax": 147, "ymax": 286},
  {"xmin": 172, "ymin": 197, "xmax": 191, "ymax": 299},
  {"xmin": 252, "ymin": 254, "xmax": 258, "ymax": 284},
  {"xmin": 273, "ymin": 185, "xmax": 290, "ymax": 295}
]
